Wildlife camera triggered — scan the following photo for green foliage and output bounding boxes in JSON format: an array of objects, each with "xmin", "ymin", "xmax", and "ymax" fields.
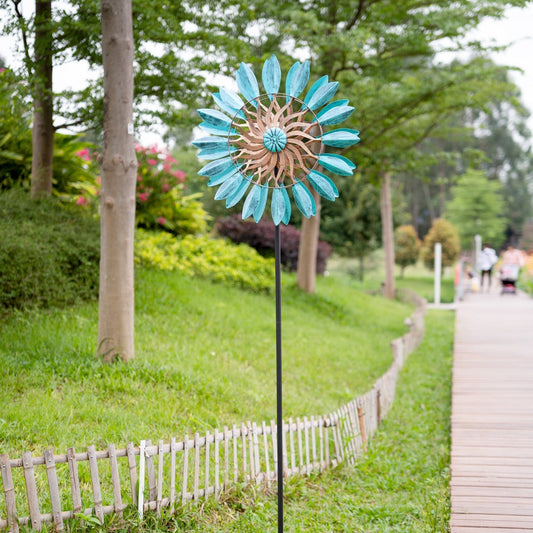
[
  {"xmin": 422, "ymin": 218, "xmax": 460, "ymax": 270},
  {"xmin": 0, "ymin": 68, "xmax": 32, "ymax": 189},
  {"xmin": 394, "ymin": 225, "xmax": 421, "ymax": 276},
  {"xmin": 446, "ymin": 169, "xmax": 506, "ymax": 249},
  {"xmin": 0, "ymin": 189, "xmax": 100, "ymax": 311},
  {"xmin": 134, "ymin": 230, "xmax": 274, "ymax": 292}
]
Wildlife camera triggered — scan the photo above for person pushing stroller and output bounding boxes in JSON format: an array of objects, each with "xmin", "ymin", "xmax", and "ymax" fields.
[{"xmin": 500, "ymin": 245, "xmax": 525, "ymax": 295}]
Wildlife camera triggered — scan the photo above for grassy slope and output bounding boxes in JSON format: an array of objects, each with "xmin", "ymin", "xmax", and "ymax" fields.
[
  {"xmin": 0, "ymin": 269, "xmax": 411, "ymax": 455},
  {"xmin": 145, "ymin": 310, "xmax": 454, "ymax": 533}
]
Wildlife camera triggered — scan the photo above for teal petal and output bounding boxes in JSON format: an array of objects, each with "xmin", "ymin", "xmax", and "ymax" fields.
[
  {"xmin": 318, "ymin": 153, "xmax": 356, "ymax": 176},
  {"xmin": 271, "ymin": 187, "xmax": 285, "ymax": 225},
  {"xmin": 199, "ymin": 121, "xmax": 237, "ymax": 137},
  {"xmin": 197, "ymin": 109, "xmax": 233, "ymax": 130},
  {"xmin": 207, "ymin": 166, "xmax": 240, "ymax": 187},
  {"xmin": 293, "ymin": 182, "xmax": 316, "ymax": 218},
  {"xmin": 214, "ymin": 174, "xmax": 244, "ymax": 200},
  {"xmin": 320, "ymin": 128, "xmax": 360, "ymax": 148},
  {"xmin": 281, "ymin": 187, "xmax": 292, "ymax": 225},
  {"xmin": 226, "ymin": 178, "xmax": 250, "ymax": 208},
  {"xmin": 306, "ymin": 81, "xmax": 339, "ymax": 111},
  {"xmin": 242, "ymin": 184, "xmax": 263, "ymax": 220},
  {"xmin": 253, "ymin": 185, "xmax": 269, "ymax": 222},
  {"xmin": 213, "ymin": 92, "xmax": 245, "ymax": 120},
  {"xmin": 236, "ymin": 63, "xmax": 260, "ymax": 106},
  {"xmin": 262, "ymin": 55, "xmax": 281, "ymax": 98},
  {"xmin": 304, "ymin": 76, "xmax": 328, "ymax": 106},
  {"xmin": 285, "ymin": 62, "xmax": 300, "ymax": 103},
  {"xmin": 199, "ymin": 157, "xmax": 235, "ymax": 177},
  {"xmin": 315, "ymin": 100, "xmax": 354, "ymax": 126},
  {"xmin": 197, "ymin": 146, "xmax": 236, "ymax": 160},
  {"xmin": 289, "ymin": 60, "xmax": 310, "ymax": 99},
  {"xmin": 307, "ymin": 170, "xmax": 339, "ymax": 201},
  {"xmin": 192, "ymin": 136, "xmax": 227, "ymax": 149},
  {"xmin": 220, "ymin": 88, "xmax": 245, "ymax": 111}
]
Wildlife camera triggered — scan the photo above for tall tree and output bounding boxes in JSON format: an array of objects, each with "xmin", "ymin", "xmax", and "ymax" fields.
[
  {"xmin": 235, "ymin": 0, "xmax": 529, "ymax": 295},
  {"xmin": 31, "ymin": 1, "xmax": 54, "ymax": 197},
  {"xmin": 98, "ymin": 0, "xmax": 137, "ymax": 362},
  {"xmin": 446, "ymin": 169, "xmax": 506, "ymax": 249}
]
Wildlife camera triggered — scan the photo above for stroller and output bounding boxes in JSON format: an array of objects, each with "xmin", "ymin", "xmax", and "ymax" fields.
[{"xmin": 500, "ymin": 264, "xmax": 520, "ymax": 294}]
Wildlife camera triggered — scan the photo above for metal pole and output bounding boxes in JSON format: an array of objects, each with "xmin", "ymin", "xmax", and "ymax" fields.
[{"xmin": 275, "ymin": 223, "xmax": 283, "ymax": 533}]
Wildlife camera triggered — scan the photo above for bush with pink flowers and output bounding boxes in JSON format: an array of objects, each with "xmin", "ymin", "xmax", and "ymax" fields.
[{"xmin": 75, "ymin": 144, "xmax": 209, "ymax": 236}]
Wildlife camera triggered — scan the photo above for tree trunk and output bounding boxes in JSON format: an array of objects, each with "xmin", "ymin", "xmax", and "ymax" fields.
[
  {"xmin": 381, "ymin": 171, "xmax": 395, "ymax": 299},
  {"xmin": 296, "ymin": 189, "xmax": 321, "ymax": 293},
  {"xmin": 31, "ymin": 0, "xmax": 54, "ymax": 199},
  {"xmin": 98, "ymin": 0, "xmax": 137, "ymax": 362}
]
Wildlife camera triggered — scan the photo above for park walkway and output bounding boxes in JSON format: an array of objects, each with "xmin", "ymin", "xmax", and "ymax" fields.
[{"xmin": 450, "ymin": 283, "xmax": 533, "ymax": 532}]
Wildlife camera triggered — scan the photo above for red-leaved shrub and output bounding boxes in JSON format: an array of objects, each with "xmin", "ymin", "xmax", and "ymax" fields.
[{"xmin": 215, "ymin": 215, "xmax": 332, "ymax": 274}]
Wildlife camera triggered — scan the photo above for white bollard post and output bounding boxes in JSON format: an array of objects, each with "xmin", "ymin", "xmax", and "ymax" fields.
[
  {"xmin": 474, "ymin": 234, "xmax": 482, "ymax": 273},
  {"xmin": 434, "ymin": 243, "xmax": 442, "ymax": 305}
]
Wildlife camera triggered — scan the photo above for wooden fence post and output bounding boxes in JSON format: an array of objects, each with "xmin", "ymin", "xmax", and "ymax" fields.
[{"xmin": 1, "ymin": 453, "xmax": 19, "ymax": 533}]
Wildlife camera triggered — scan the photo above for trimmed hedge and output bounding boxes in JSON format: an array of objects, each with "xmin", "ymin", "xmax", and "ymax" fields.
[
  {"xmin": 215, "ymin": 215, "xmax": 332, "ymax": 274},
  {"xmin": 0, "ymin": 189, "xmax": 100, "ymax": 310},
  {"xmin": 134, "ymin": 230, "xmax": 274, "ymax": 292}
]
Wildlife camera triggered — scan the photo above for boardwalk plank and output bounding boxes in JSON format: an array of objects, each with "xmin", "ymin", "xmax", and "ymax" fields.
[{"xmin": 450, "ymin": 288, "xmax": 533, "ymax": 533}]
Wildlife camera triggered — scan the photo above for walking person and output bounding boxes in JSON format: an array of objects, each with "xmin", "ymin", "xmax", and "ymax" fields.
[{"xmin": 479, "ymin": 242, "xmax": 498, "ymax": 292}]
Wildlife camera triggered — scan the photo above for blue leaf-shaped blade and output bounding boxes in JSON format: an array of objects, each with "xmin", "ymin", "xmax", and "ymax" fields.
[
  {"xmin": 315, "ymin": 100, "xmax": 354, "ymax": 126},
  {"xmin": 197, "ymin": 147, "xmax": 236, "ymax": 160},
  {"xmin": 285, "ymin": 61, "xmax": 300, "ymax": 102},
  {"xmin": 207, "ymin": 165, "xmax": 240, "ymax": 187},
  {"xmin": 253, "ymin": 185, "xmax": 269, "ymax": 222},
  {"xmin": 281, "ymin": 187, "xmax": 291, "ymax": 225},
  {"xmin": 199, "ymin": 157, "xmax": 235, "ymax": 177},
  {"xmin": 306, "ymin": 81, "xmax": 339, "ymax": 111},
  {"xmin": 236, "ymin": 63, "xmax": 260, "ymax": 106},
  {"xmin": 289, "ymin": 60, "xmax": 310, "ymax": 99},
  {"xmin": 212, "ymin": 93, "xmax": 245, "ymax": 120},
  {"xmin": 304, "ymin": 76, "xmax": 328, "ymax": 106},
  {"xmin": 293, "ymin": 182, "xmax": 316, "ymax": 218},
  {"xmin": 220, "ymin": 88, "xmax": 245, "ymax": 111},
  {"xmin": 320, "ymin": 128, "xmax": 360, "ymax": 148},
  {"xmin": 199, "ymin": 121, "xmax": 237, "ymax": 137},
  {"xmin": 226, "ymin": 178, "xmax": 250, "ymax": 208},
  {"xmin": 242, "ymin": 184, "xmax": 263, "ymax": 220},
  {"xmin": 262, "ymin": 55, "xmax": 281, "ymax": 98},
  {"xmin": 197, "ymin": 109, "xmax": 233, "ymax": 130},
  {"xmin": 214, "ymin": 174, "xmax": 244, "ymax": 200},
  {"xmin": 307, "ymin": 170, "xmax": 339, "ymax": 201},
  {"xmin": 271, "ymin": 187, "xmax": 286, "ymax": 225},
  {"xmin": 192, "ymin": 136, "xmax": 229, "ymax": 150},
  {"xmin": 318, "ymin": 154, "xmax": 356, "ymax": 176}
]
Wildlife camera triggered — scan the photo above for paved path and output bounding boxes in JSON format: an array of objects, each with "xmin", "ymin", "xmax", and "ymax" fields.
[{"xmin": 450, "ymin": 284, "xmax": 533, "ymax": 532}]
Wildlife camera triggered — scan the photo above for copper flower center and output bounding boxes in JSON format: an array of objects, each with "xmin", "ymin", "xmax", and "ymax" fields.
[{"xmin": 230, "ymin": 95, "xmax": 321, "ymax": 188}]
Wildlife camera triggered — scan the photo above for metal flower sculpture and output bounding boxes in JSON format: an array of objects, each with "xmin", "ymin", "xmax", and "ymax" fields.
[{"xmin": 193, "ymin": 55, "xmax": 359, "ymax": 225}]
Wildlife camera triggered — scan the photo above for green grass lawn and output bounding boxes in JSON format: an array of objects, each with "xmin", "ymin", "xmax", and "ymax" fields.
[
  {"xmin": 0, "ymin": 269, "xmax": 411, "ymax": 455},
  {"xmin": 328, "ymin": 252, "xmax": 456, "ymax": 303},
  {"xmin": 0, "ymin": 268, "xmax": 454, "ymax": 532}
]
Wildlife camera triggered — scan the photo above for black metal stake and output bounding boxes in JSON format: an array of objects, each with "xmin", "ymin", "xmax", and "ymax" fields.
[{"xmin": 275, "ymin": 223, "xmax": 283, "ymax": 533}]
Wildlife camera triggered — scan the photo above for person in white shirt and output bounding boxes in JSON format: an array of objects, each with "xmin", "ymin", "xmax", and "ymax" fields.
[{"xmin": 479, "ymin": 243, "xmax": 498, "ymax": 291}]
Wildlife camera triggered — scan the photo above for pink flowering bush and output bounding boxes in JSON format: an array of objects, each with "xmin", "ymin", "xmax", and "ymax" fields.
[{"xmin": 75, "ymin": 144, "xmax": 209, "ymax": 236}]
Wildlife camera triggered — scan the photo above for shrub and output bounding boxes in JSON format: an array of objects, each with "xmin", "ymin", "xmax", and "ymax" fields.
[
  {"xmin": 77, "ymin": 144, "xmax": 210, "ymax": 236},
  {"xmin": 394, "ymin": 225, "xmax": 421, "ymax": 276},
  {"xmin": 215, "ymin": 215, "xmax": 332, "ymax": 274},
  {"xmin": 134, "ymin": 230, "xmax": 274, "ymax": 292},
  {"xmin": 421, "ymin": 218, "xmax": 460, "ymax": 270},
  {"xmin": 0, "ymin": 189, "xmax": 100, "ymax": 310}
]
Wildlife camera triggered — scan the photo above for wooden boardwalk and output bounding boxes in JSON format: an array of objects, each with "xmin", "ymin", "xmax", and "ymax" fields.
[{"xmin": 451, "ymin": 285, "xmax": 533, "ymax": 532}]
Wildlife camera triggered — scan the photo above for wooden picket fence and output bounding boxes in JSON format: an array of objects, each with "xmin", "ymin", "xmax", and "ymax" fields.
[{"xmin": 0, "ymin": 298, "xmax": 425, "ymax": 532}]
